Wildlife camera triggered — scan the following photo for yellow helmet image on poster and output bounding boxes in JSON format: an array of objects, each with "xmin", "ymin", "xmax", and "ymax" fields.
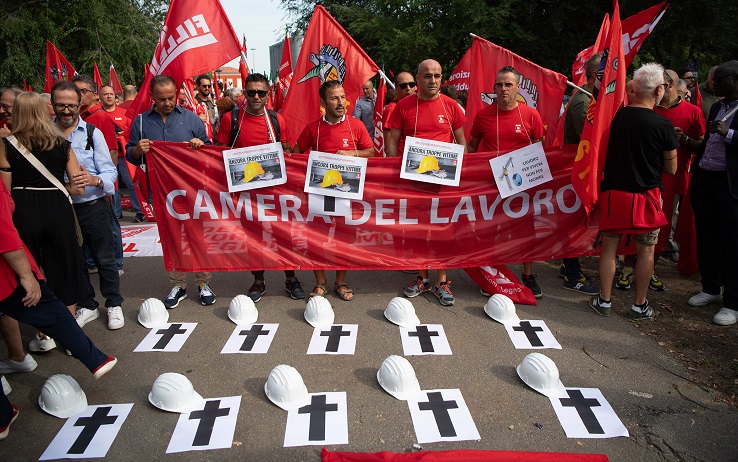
[
  {"xmin": 320, "ymin": 169, "xmax": 343, "ymax": 188},
  {"xmin": 416, "ymin": 155, "xmax": 440, "ymax": 174},
  {"xmin": 242, "ymin": 162, "xmax": 265, "ymax": 182}
]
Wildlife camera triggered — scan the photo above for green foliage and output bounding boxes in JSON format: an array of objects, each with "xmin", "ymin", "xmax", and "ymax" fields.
[{"xmin": 0, "ymin": 0, "xmax": 167, "ymax": 89}]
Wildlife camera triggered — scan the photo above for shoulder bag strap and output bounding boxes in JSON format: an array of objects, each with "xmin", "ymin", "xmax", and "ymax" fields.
[{"xmin": 5, "ymin": 135, "xmax": 73, "ymax": 205}]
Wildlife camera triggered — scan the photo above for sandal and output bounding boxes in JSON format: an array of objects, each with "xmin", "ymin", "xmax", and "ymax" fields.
[
  {"xmin": 310, "ymin": 283, "xmax": 328, "ymax": 298},
  {"xmin": 334, "ymin": 282, "xmax": 354, "ymax": 301}
]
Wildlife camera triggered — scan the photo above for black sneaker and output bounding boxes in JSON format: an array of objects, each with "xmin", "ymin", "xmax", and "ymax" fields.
[
  {"xmin": 285, "ymin": 278, "xmax": 305, "ymax": 299},
  {"xmin": 521, "ymin": 274, "xmax": 542, "ymax": 298},
  {"xmin": 198, "ymin": 282, "xmax": 216, "ymax": 306},
  {"xmin": 627, "ymin": 301, "xmax": 654, "ymax": 320},
  {"xmin": 563, "ymin": 276, "xmax": 599, "ymax": 295},
  {"xmin": 589, "ymin": 295, "xmax": 612, "ymax": 317},
  {"xmin": 164, "ymin": 285, "xmax": 187, "ymax": 309},
  {"xmin": 133, "ymin": 214, "xmax": 145, "ymax": 223},
  {"xmin": 248, "ymin": 280, "xmax": 266, "ymax": 303}
]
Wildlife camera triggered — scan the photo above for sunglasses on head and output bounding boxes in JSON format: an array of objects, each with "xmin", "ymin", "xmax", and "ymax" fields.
[
  {"xmin": 246, "ymin": 90, "xmax": 268, "ymax": 98},
  {"xmin": 398, "ymin": 82, "xmax": 417, "ymax": 89}
]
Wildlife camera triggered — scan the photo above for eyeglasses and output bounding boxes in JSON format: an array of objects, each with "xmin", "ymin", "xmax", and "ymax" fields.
[
  {"xmin": 52, "ymin": 103, "xmax": 80, "ymax": 111},
  {"xmin": 398, "ymin": 82, "xmax": 417, "ymax": 89},
  {"xmin": 682, "ymin": 76, "xmax": 695, "ymax": 81},
  {"xmin": 660, "ymin": 83, "xmax": 668, "ymax": 90},
  {"xmin": 78, "ymin": 88, "xmax": 92, "ymax": 95},
  {"xmin": 0, "ymin": 104, "xmax": 11, "ymax": 111},
  {"xmin": 200, "ymin": 84, "xmax": 212, "ymax": 88},
  {"xmin": 246, "ymin": 90, "xmax": 268, "ymax": 98}
]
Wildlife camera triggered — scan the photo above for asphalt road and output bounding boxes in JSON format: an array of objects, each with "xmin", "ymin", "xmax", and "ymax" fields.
[{"xmin": 2, "ymin": 255, "xmax": 737, "ymax": 461}]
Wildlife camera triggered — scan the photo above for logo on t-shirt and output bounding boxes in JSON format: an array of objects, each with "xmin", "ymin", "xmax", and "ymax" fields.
[
  {"xmin": 438, "ymin": 115, "xmax": 446, "ymax": 124},
  {"xmin": 515, "ymin": 124, "xmax": 522, "ymax": 133},
  {"xmin": 342, "ymin": 138, "xmax": 349, "ymax": 148}
]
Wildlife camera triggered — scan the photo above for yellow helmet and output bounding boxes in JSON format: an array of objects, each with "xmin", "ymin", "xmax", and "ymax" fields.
[
  {"xmin": 242, "ymin": 161, "xmax": 265, "ymax": 183},
  {"xmin": 416, "ymin": 155, "xmax": 440, "ymax": 174},
  {"xmin": 320, "ymin": 169, "xmax": 343, "ymax": 188}
]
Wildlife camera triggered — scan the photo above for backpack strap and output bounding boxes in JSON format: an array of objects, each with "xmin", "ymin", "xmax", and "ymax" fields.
[
  {"xmin": 229, "ymin": 105, "xmax": 240, "ymax": 147},
  {"xmin": 267, "ymin": 109, "xmax": 280, "ymax": 142}
]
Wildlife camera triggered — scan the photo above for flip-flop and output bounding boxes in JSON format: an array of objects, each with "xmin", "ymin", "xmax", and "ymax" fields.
[{"xmin": 334, "ymin": 283, "xmax": 354, "ymax": 301}]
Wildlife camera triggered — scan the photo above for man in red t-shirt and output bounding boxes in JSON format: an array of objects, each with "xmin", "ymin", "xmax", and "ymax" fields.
[
  {"xmin": 467, "ymin": 66, "xmax": 546, "ymax": 297},
  {"xmin": 294, "ymin": 81, "xmax": 373, "ymax": 301},
  {"xmin": 386, "ymin": 59, "xmax": 467, "ymax": 307},
  {"xmin": 215, "ymin": 73, "xmax": 304, "ymax": 303},
  {"xmin": 382, "ymin": 72, "xmax": 417, "ymax": 142},
  {"xmin": 74, "ymin": 76, "xmax": 119, "ymax": 161}
]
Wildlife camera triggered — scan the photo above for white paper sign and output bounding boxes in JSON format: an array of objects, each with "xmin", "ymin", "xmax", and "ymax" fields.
[
  {"xmin": 284, "ymin": 392, "xmax": 348, "ymax": 447},
  {"xmin": 133, "ymin": 322, "xmax": 197, "ymax": 352},
  {"xmin": 166, "ymin": 396, "xmax": 242, "ymax": 453},
  {"xmin": 489, "ymin": 142, "xmax": 552, "ymax": 198},
  {"xmin": 400, "ymin": 136, "xmax": 465, "ymax": 187},
  {"xmin": 407, "ymin": 389, "xmax": 480, "ymax": 443},
  {"xmin": 504, "ymin": 320, "xmax": 562, "ymax": 349},
  {"xmin": 222, "ymin": 142, "xmax": 287, "ymax": 193},
  {"xmin": 400, "ymin": 324, "xmax": 452, "ymax": 355},
  {"xmin": 304, "ymin": 151, "xmax": 367, "ymax": 200},
  {"xmin": 307, "ymin": 324, "xmax": 358, "ymax": 355},
  {"xmin": 549, "ymin": 388, "xmax": 629, "ymax": 439},
  {"xmin": 40, "ymin": 404, "xmax": 133, "ymax": 460},
  {"xmin": 221, "ymin": 323, "xmax": 278, "ymax": 354},
  {"xmin": 121, "ymin": 224, "xmax": 162, "ymax": 257},
  {"xmin": 308, "ymin": 193, "xmax": 352, "ymax": 217}
]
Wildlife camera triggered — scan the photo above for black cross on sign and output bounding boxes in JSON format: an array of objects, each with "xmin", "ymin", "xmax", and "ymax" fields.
[
  {"xmin": 68, "ymin": 407, "xmax": 118, "ymax": 454},
  {"xmin": 323, "ymin": 196, "xmax": 336, "ymax": 213},
  {"xmin": 512, "ymin": 321, "xmax": 545, "ymax": 347},
  {"xmin": 408, "ymin": 325, "xmax": 439, "ymax": 352},
  {"xmin": 188, "ymin": 399, "xmax": 231, "ymax": 446},
  {"xmin": 153, "ymin": 323, "xmax": 188, "ymax": 349},
  {"xmin": 417, "ymin": 392, "xmax": 459, "ymax": 437},
  {"xmin": 320, "ymin": 325, "xmax": 351, "ymax": 352},
  {"xmin": 559, "ymin": 389, "xmax": 604, "ymax": 434},
  {"xmin": 238, "ymin": 325, "xmax": 270, "ymax": 351},
  {"xmin": 298, "ymin": 394, "xmax": 338, "ymax": 441}
]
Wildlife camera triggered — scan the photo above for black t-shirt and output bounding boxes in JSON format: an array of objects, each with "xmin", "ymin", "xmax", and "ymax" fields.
[{"xmin": 601, "ymin": 106, "xmax": 679, "ymax": 193}]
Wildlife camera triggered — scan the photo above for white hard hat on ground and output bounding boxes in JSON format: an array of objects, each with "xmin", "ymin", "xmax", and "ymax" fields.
[
  {"xmin": 484, "ymin": 294, "xmax": 520, "ymax": 325},
  {"xmin": 264, "ymin": 364, "xmax": 310, "ymax": 411},
  {"xmin": 516, "ymin": 352, "xmax": 566, "ymax": 398},
  {"xmin": 304, "ymin": 296, "xmax": 334, "ymax": 327},
  {"xmin": 228, "ymin": 295, "xmax": 258, "ymax": 324},
  {"xmin": 1, "ymin": 375, "xmax": 10, "ymax": 396},
  {"xmin": 384, "ymin": 297, "xmax": 420, "ymax": 327},
  {"xmin": 38, "ymin": 374, "xmax": 88, "ymax": 418},
  {"xmin": 138, "ymin": 298, "xmax": 169, "ymax": 328},
  {"xmin": 377, "ymin": 355, "xmax": 421, "ymax": 400},
  {"xmin": 148, "ymin": 373, "xmax": 204, "ymax": 413}
]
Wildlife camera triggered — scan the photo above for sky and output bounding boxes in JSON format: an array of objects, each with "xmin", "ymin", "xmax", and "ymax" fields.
[{"xmin": 220, "ymin": 0, "xmax": 291, "ymax": 76}]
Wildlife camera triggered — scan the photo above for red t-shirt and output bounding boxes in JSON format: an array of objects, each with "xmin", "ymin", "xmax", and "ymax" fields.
[
  {"xmin": 215, "ymin": 109, "xmax": 287, "ymax": 148},
  {"xmin": 470, "ymin": 103, "xmax": 545, "ymax": 153},
  {"xmin": 382, "ymin": 100, "xmax": 398, "ymax": 130},
  {"xmin": 82, "ymin": 104, "xmax": 118, "ymax": 153},
  {"xmin": 654, "ymin": 99, "xmax": 705, "ymax": 195},
  {"xmin": 105, "ymin": 106, "xmax": 130, "ymax": 133},
  {"xmin": 388, "ymin": 94, "xmax": 467, "ymax": 154},
  {"xmin": 296, "ymin": 116, "xmax": 372, "ymax": 153},
  {"xmin": 0, "ymin": 182, "xmax": 44, "ymax": 301}
]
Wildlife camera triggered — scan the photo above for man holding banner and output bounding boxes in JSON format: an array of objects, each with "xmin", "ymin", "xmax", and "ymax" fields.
[{"xmin": 386, "ymin": 59, "xmax": 467, "ymax": 306}]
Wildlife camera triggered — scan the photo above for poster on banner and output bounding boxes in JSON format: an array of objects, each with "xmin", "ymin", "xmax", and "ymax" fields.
[
  {"xmin": 400, "ymin": 136, "xmax": 464, "ymax": 187},
  {"xmin": 222, "ymin": 142, "xmax": 287, "ymax": 193},
  {"xmin": 490, "ymin": 142, "xmax": 552, "ymax": 199},
  {"xmin": 303, "ymin": 151, "xmax": 367, "ymax": 200}
]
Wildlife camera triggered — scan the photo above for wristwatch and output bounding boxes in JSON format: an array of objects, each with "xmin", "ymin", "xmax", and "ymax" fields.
[
  {"xmin": 96, "ymin": 177, "xmax": 103, "ymax": 189},
  {"xmin": 684, "ymin": 136, "xmax": 690, "ymax": 145}
]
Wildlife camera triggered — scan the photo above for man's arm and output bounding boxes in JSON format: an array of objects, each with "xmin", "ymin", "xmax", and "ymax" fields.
[
  {"xmin": 386, "ymin": 128, "xmax": 401, "ymax": 157},
  {"xmin": 453, "ymin": 126, "xmax": 467, "ymax": 154},
  {"xmin": 2, "ymin": 249, "xmax": 41, "ymax": 306},
  {"xmin": 126, "ymin": 114, "xmax": 146, "ymax": 164},
  {"xmin": 662, "ymin": 149, "xmax": 678, "ymax": 175}
]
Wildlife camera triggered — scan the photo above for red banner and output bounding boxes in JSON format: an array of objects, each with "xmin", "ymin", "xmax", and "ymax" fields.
[
  {"xmin": 322, "ymin": 448, "xmax": 610, "ymax": 462},
  {"xmin": 146, "ymin": 142, "xmax": 597, "ymax": 273},
  {"xmin": 465, "ymin": 35, "xmax": 567, "ymax": 146},
  {"xmin": 281, "ymin": 5, "xmax": 380, "ymax": 144},
  {"xmin": 93, "ymin": 62, "xmax": 104, "ymax": 92},
  {"xmin": 44, "ymin": 41, "xmax": 76, "ymax": 93},
  {"xmin": 274, "ymin": 35, "xmax": 294, "ymax": 112},
  {"xmin": 373, "ymin": 76, "xmax": 387, "ymax": 157},
  {"xmin": 572, "ymin": 14, "xmax": 610, "ymax": 87},
  {"xmin": 447, "ymin": 48, "xmax": 472, "ymax": 92},
  {"xmin": 109, "ymin": 63, "xmax": 123, "ymax": 95}
]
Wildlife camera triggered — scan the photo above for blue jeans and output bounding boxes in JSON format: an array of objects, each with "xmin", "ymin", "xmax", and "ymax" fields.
[
  {"xmin": 113, "ymin": 156, "xmax": 142, "ymax": 217},
  {"xmin": 84, "ymin": 202, "xmax": 123, "ymax": 271}
]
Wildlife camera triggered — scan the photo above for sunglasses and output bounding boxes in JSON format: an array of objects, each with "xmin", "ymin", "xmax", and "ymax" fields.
[
  {"xmin": 246, "ymin": 90, "xmax": 268, "ymax": 98},
  {"xmin": 200, "ymin": 84, "xmax": 212, "ymax": 88},
  {"xmin": 398, "ymin": 82, "xmax": 417, "ymax": 89}
]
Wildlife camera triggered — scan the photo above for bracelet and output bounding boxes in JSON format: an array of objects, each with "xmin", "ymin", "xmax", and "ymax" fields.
[{"xmin": 665, "ymin": 156, "xmax": 677, "ymax": 160}]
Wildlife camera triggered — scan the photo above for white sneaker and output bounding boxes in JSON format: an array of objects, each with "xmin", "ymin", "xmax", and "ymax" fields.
[
  {"xmin": 107, "ymin": 306, "xmax": 124, "ymax": 330},
  {"xmin": 688, "ymin": 291, "xmax": 722, "ymax": 307},
  {"xmin": 0, "ymin": 354, "xmax": 38, "ymax": 374},
  {"xmin": 29, "ymin": 333, "xmax": 57, "ymax": 352},
  {"xmin": 1, "ymin": 376, "xmax": 10, "ymax": 395},
  {"xmin": 713, "ymin": 307, "xmax": 738, "ymax": 326},
  {"xmin": 75, "ymin": 307, "xmax": 100, "ymax": 327},
  {"xmin": 118, "ymin": 269, "xmax": 124, "ymax": 277}
]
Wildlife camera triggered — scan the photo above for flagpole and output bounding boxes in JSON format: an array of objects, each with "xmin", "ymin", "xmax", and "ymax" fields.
[
  {"xmin": 566, "ymin": 81, "xmax": 592, "ymax": 97},
  {"xmin": 377, "ymin": 69, "xmax": 395, "ymax": 90}
]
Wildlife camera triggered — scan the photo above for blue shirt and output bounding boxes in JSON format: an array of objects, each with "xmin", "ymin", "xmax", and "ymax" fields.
[
  {"xmin": 66, "ymin": 117, "xmax": 117, "ymax": 204},
  {"xmin": 125, "ymin": 105, "xmax": 211, "ymax": 166},
  {"xmin": 352, "ymin": 96, "xmax": 375, "ymax": 140}
]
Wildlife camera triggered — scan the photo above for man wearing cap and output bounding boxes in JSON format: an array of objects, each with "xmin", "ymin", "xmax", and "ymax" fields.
[{"xmin": 386, "ymin": 59, "xmax": 467, "ymax": 307}]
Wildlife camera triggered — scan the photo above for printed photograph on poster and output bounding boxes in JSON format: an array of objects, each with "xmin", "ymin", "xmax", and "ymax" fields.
[
  {"xmin": 222, "ymin": 142, "xmax": 287, "ymax": 193},
  {"xmin": 489, "ymin": 142, "xmax": 552, "ymax": 198},
  {"xmin": 400, "ymin": 136, "xmax": 465, "ymax": 187},
  {"xmin": 303, "ymin": 151, "xmax": 367, "ymax": 200}
]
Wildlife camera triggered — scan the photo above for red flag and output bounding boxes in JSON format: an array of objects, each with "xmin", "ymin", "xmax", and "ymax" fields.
[
  {"xmin": 372, "ymin": 75, "xmax": 387, "ymax": 156},
  {"xmin": 44, "ymin": 41, "xmax": 76, "ymax": 92},
  {"xmin": 213, "ymin": 69, "xmax": 221, "ymax": 99},
  {"xmin": 572, "ymin": 14, "xmax": 610, "ymax": 87},
  {"xmin": 274, "ymin": 35, "xmax": 294, "ymax": 112},
  {"xmin": 125, "ymin": 0, "xmax": 241, "ymax": 119},
  {"xmin": 109, "ymin": 63, "xmax": 123, "ymax": 94},
  {"xmin": 464, "ymin": 266, "xmax": 538, "ymax": 305},
  {"xmin": 281, "ymin": 5, "xmax": 380, "ymax": 143},
  {"xmin": 23, "ymin": 80, "xmax": 29, "ymax": 91},
  {"xmin": 465, "ymin": 35, "xmax": 567, "ymax": 145},
  {"xmin": 93, "ymin": 62, "xmax": 104, "ymax": 92},
  {"xmin": 446, "ymin": 48, "xmax": 472, "ymax": 92},
  {"xmin": 239, "ymin": 35, "xmax": 250, "ymax": 88},
  {"xmin": 571, "ymin": 0, "xmax": 627, "ymax": 214},
  {"xmin": 690, "ymin": 80, "xmax": 703, "ymax": 109}
]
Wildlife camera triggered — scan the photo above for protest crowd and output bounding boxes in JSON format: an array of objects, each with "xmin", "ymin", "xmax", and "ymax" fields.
[{"xmin": 0, "ymin": 0, "xmax": 736, "ymax": 448}]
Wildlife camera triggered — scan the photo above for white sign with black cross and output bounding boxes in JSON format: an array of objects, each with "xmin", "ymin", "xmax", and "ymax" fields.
[
  {"xmin": 307, "ymin": 193, "xmax": 352, "ymax": 217},
  {"xmin": 134, "ymin": 322, "xmax": 197, "ymax": 352},
  {"xmin": 549, "ymin": 388, "xmax": 629, "ymax": 439},
  {"xmin": 221, "ymin": 323, "xmax": 278, "ymax": 354},
  {"xmin": 307, "ymin": 324, "xmax": 358, "ymax": 355},
  {"xmin": 400, "ymin": 324, "xmax": 452, "ymax": 355},
  {"xmin": 283, "ymin": 392, "xmax": 348, "ymax": 447},
  {"xmin": 406, "ymin": 389, "xmax": 480, "ymax": 444},
  {"xmin": 504, "ymin": 320, "xmax": 562, "ymax": 349},
  {"xmin": 166, "ymin": 396, "xmax": 242, "ymax": 453},
  {"xmin": 39, "ymin": 403, "xmax": 134, "ymax": 460}
]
